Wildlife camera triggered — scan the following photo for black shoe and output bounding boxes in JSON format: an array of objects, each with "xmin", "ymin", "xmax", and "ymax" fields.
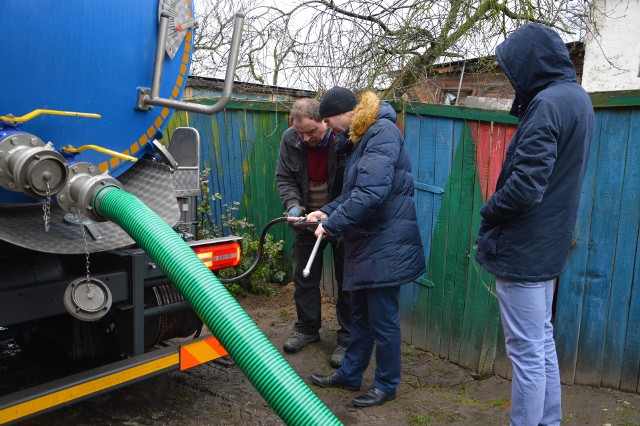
[
  {"xmin": 329, "ymin": 345, "xmax": 347, "ymax": 368},
  {"xmin": 352, "ymin": 387, "xmax": 396, "ymax": 407},
  {"xmin": 310, "ymin": 372, "xmax": 360, "ymax": 391},
  {"xmin": 283, "ymin": 331, "xmax": 320, "ymax": 353}
]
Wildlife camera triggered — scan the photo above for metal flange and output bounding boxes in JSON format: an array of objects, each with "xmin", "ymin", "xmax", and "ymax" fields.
[
  {"xmin": 57, "ymin": 162, "xmax": 122, "ymax": 222},
  {"xmin": 0, "ymin": 132, "xmax": 68, "ymax": 198}
]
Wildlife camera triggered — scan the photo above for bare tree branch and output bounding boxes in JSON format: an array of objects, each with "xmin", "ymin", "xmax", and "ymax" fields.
[{"xmin": 191, "ymin": 0, "xmax": 595, "ymax": 94}]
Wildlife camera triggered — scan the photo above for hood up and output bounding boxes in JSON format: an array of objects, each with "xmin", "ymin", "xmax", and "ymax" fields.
[{"xmin": 496, "ymin": 23, "xmax": 577, "ymax": 116}]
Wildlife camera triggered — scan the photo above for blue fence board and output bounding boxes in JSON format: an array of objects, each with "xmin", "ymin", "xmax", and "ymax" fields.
[
  {"xmin": 621, "ymin": 227, "xmax": 640, "ymax": 392},
  {"xmin": 575, "ymin": 110, "xmax": 629, "ymax": 386},
  {"xmin": 555, "ymin": 111, "xmax": 603, "ymax": 384},
  {"xmin": 602, "ymin": 109, "xmax": 640, "ymax": 389},
  {"xmin": 404, "ymin": 113, "xmax": 426, "ymax": 345}
]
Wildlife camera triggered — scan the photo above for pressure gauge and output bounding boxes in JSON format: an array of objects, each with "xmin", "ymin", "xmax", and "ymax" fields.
[{"xmin": 158, "ymin": 0, "xmax": 195, "ymax": 59}]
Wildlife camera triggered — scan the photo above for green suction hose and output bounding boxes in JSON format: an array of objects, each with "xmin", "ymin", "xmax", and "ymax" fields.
[{"xmin": 95, "ymin": 187, "xmax": 341, "ymax": 426}]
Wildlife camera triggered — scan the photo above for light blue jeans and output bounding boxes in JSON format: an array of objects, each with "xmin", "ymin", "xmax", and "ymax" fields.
[{"xmin": 496, "ymin": 277, "xmax": 561, "ymax": 426}]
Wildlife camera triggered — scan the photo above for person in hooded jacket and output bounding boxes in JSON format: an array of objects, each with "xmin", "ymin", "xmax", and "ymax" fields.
[
  {"xmin": 307, "ymin": 87, "xmax": 426, "ymax": 408},
  {"xmin": 475, "ymin": 24, "xmax": 594, "ymax": 425}
]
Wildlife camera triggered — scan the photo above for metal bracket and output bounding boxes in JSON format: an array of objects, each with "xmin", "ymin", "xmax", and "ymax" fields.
[{"xmin": 136, "ymin": 12, "xmax": 244, "ymax": 115}]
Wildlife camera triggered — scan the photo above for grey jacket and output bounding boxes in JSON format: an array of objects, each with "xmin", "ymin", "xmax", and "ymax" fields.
[{"xmin": 276, "ymin": 126, "xmax": 350, "ymax": 212}]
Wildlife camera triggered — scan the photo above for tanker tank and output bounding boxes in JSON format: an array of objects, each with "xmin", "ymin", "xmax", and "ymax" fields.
[
  {"xmin": 0, "ymin": 2, "xmax": 341, "ymax": 424},
  {"xmin": 0, "ymin": 0, "xmax": 196, "ymax": 254}
]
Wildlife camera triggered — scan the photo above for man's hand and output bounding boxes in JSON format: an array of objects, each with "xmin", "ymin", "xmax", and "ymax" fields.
[
  {"xmin": 287, "ymin": 205, "xmax": 304, "ymax": 218},
  {"xmin": 306, "ymin": 210, "xmax": 327, "ymax": 222},
  {"xmin": 314, "ymin": 223, "xmax": 326, "ymax": 238},
  {"xmin": 306, "ymin": 211, "xmax": 329, "ymax": 238}
]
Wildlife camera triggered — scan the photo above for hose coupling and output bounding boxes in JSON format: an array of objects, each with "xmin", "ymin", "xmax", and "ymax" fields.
[
  {"xmin": 57, "ymin": 161, "xmax": 122, "ymax": 222},
  {"xmin": 0, "ymin": 132, "xmax": 68, "ymax": 198}
]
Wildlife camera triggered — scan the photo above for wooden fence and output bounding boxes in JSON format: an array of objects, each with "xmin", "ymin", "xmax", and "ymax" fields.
[{"xmin": 167, "ymin": 91, "xmax": 640, "ymax": 391}]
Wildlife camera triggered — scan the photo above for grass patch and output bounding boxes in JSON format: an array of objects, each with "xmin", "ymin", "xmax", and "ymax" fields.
[
  {"xmin": 279, "ymin": 309, "xmax": 291, "ymax": 320},
  {"xmin": 488, "ymin": 398, "xmax": 509, "ymax": 407},
  {"xmin": 407, "ymin": 409, "xmax": 462, "ymax": 425},
  {"xmin": 429, "ymin": 384, "xmax": 453, "ymax": 393},
  {"xmin": 452, "ymin": 395, "xmax": 483, "ymax": 408}
]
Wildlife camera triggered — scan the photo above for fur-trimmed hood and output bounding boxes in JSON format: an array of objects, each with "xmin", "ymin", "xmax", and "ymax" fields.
[{"xmin": 349, "ymin": 91, "xmax": 397, "ymax": 144}]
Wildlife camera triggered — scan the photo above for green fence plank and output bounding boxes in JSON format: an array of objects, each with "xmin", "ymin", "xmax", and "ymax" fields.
[
  {"xmin": 473, "ymin": 122, "xmax": 507, "ymax": 377},
  {"xmin": 423, "ymin": 118, "xmax": 456, "ymax": 355},
  {"xmin": 457, "ymin": 121, "xmax": 483, "ymax": 371},
  {"xmin": 589, "ymin": 90, "xmax": 640, "ymax": 108},
  {"xmin": 441, "ymin": 121, "xmax": 465, "ymax": 362},
  {"xmin": 406, "ymin": 103, "xmax": 518, "ymax": 125},
  {"xmin": 445, "ymin": 121, "xmax": 471, "ymax": 366}
]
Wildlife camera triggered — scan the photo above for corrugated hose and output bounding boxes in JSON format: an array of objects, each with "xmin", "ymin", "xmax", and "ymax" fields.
[{"xmin": 95, "ymin": 186, "xmax": 341, "ymax": 426}]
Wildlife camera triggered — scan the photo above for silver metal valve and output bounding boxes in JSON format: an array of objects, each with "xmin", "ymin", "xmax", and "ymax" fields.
[{"xmin": 0, "ymin": 133, "xmax": 68, "ymax": 198}]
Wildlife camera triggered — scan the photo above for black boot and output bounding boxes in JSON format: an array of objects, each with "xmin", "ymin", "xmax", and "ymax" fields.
[
  {"xmin": 310, "ymin": 372, "xmax": 360, "ymax": 391},
  {"xmin": 329, "ymin": 345, "xmax": 347, "ymax": 368},
  {"xmin": 352, "ymin": 387, "xmax": 396, "ymax": 407},
  {"xmin": 283, "ymin": 331, "xmax": 320, "ymax": 353}
]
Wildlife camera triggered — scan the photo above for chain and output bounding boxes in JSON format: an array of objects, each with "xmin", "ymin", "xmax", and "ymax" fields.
[
  {"xmin": 42, "ymin": 181, "xmax": 51, "ymax": 232},
  {"xmin": 81, "ymin": 223, "xmax": 91, "ymax": 284}
]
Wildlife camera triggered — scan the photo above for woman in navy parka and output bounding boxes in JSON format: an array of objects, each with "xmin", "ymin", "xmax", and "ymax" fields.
[{"xmin": 307, "ymin": 88, "xmax": 426, "ymax": 407}]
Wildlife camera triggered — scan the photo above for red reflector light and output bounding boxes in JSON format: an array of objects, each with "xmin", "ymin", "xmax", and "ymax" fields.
[{"xmin": 192, "ymin": 241, "xmax": 242, "ymax": 271}]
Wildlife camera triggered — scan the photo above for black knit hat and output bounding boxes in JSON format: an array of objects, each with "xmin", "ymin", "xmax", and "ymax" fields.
[{"xmin": 319, "ymin": 87, "xmax": 357, "ymax": 118}]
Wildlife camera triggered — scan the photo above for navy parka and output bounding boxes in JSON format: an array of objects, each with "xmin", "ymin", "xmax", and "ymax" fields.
[
  {"xmin": 321, "ymin": 100, "xmax": 426, "ymax": 291},
  {"xmin": 476, "ymin": 23, "xmax": 595, "ymax": 282}
]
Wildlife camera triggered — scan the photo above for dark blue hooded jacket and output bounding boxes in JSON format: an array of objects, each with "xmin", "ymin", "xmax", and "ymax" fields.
[
  {"xmin": 475, "ymin": 23, "xmax": 595, "ymax": 281},
  {"xmin": 321, "ymin": 96, "xmax": 426, "ymax": 291}
]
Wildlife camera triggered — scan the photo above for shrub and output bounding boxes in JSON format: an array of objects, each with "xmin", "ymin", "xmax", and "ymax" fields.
[{"xmin": 197, "ymin": 170, "xmax": 285, "ymax": 297}]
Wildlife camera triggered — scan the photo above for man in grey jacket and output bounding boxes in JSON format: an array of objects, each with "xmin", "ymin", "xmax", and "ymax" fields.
[{"xmin": 276, "ymin": 98, "xmax": 353, "ymax": 367}]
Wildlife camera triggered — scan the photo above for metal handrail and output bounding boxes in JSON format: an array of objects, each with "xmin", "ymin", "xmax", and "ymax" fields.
[{"xmin": 139, "ymin": 12, "xmax": 245, "ymax": 115}]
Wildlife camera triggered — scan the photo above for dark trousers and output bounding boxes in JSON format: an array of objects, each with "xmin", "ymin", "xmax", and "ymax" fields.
[
  {"xmin": 337, "ymin": 286, "xmax": 401, "ymax": 394},
  {"xmin": 293, "ymin": 229, "xmax": 350, "ymax": 346}
]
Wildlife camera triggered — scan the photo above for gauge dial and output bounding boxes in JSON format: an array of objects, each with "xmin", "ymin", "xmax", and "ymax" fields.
[{"xmin": 158, "ymin": 0, "xmax": 193, "ymax": 59}]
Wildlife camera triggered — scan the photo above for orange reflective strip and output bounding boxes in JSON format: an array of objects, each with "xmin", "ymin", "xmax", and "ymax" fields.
[{"xmin": 179, "ymin": 337, "xmax": 228, "ymax": 370}]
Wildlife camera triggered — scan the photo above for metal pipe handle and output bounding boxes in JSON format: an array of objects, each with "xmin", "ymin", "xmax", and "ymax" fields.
[
  {"xmin": 302, "ymin": 234, "xmax": 323, "ymax": 277},
  {"xmin": 139, "ymin": 12, "xmax": 245, "ymax": 114}
]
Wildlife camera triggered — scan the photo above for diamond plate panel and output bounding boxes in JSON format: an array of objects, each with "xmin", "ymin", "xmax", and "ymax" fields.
[{"xmin": 0, "ymin": 160, "xmax": 180, "ymax": 254}]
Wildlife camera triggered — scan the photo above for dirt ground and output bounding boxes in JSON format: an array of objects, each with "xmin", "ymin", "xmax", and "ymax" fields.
[{"xmin": 21, "ymin": 283, "xmax": 640, "ymax": 425}]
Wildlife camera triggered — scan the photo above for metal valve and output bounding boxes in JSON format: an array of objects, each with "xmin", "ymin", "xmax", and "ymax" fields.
[{"xmin": 0, "ymin": 132, "xmax": 68, "ymax": 198}]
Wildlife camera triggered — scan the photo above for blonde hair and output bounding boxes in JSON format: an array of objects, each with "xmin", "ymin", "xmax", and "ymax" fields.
[{"xmin": 349, "ymin": 91, "xmax": 380, "ymax": 144}]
